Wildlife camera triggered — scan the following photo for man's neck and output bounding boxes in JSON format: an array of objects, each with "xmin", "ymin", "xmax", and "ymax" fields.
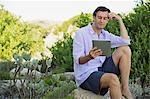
[{"xmin": 92, "ymin": 23, "xmax": 102, "ymax": 36}]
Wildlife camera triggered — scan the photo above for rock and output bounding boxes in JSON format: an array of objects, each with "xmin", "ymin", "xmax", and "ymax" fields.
[
  {"xmin": 10, "ymin": 68, "xmax": 42, "ymax": 78},
  {"xmin": 52, "ymin": 72, "xmax": 75, "ymax": 80},
  {"xmin": 72, "ymin": 87, "xmax": 103, "ymax": 99},
  {"xmin": 64, "ymin": 72, "xmax": 75, "ymax": 80}
]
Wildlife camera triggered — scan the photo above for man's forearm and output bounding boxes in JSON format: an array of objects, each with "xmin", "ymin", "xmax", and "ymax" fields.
[
  {"xmin": 119, "ymin": 19, "xmax": 129, "ymax": 39},
  {"xmin": 79, "ymin": 54, "xmax": 93, "ymax": 64}
]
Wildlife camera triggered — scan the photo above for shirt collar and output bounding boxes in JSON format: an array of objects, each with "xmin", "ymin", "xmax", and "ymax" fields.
[{"xmin": 88, "ymin": 23, "xmax": 105, "ymax": 35}]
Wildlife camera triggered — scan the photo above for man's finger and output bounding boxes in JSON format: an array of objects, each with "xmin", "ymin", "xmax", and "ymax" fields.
[
  {"xmin": 91, "ymin": 47, "xmax": 98, "ymax": 51},
  {"xmin": 94, "ymin": 49, "xmax": 101, "ymax": 53}
]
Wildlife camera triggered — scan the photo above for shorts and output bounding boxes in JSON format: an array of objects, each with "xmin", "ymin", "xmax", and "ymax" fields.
[{"xmin": 80, "ymin": 56, "xmax": 120, "ymax": 96}]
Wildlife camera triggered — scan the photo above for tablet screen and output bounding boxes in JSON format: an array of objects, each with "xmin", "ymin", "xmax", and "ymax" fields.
[{"xmin": 92, "ymin": 40, "xmax": 111, "ymax": 56}]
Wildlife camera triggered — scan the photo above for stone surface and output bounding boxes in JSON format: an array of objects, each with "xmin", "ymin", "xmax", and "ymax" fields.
[
  {"xmin": 53, "ymin": 72, "xmax": 75, "ymax": 80},
  {"xmin": 10, "ymin": 68, "xmax": 42, "ymax": 78},
  {"xmin": 72, "ymin": 87, "xmax": 103, "ymax": 99}
]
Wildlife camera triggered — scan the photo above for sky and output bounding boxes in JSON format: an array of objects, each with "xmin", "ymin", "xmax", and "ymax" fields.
[{"xmin": 0, "ymin": 0, "xmax": 139, "ymax": 22}]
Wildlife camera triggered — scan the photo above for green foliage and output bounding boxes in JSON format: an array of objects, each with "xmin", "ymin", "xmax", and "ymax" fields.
[
  {"xmin": 74, "ymin": 12, "xmax": 92, "ymax": 28},
  {"xmin": 0, "ymin": 61, "xmax": 15, "ymax": 80},
  {"xmin": 45, "ymin": 81, "xmax": 76, "ymax": 99},
  {"xmin": 0, "ymin": 61, "xmax": 15, "ymax": 71},
  {"xmin": 38, "ymin": 56, "xmax": 52, "ymax": 73},
  {"xmin": 123, "ymin": 1, "xmax": 150, "ymax": 87},
  {"xmin": 0, "ymin": 5, "xmax": 48, "ymax": 60},
  {"xmin": 45, "ymin": 77, "xmax": 76, "ymax": 99},
  {"xmin": 44, "ymin": 74, "xmax": 76, "ymax": 99},
  {"xmin": 105, "ymin": 19, "xmax": 120, "ymax": 36},
  {"xmin": 54, "ymin": 12, "xmax": 92, "ymax": 35},
  {"xmin": 0, "ymin": 71, "xmax": 10, "ymax": 80},
  {"xmin": 49, "ymin": 33, "xmax": 73, "ymax": 73},
  {"xmin": 4, "ymin": 52, "xmax": 49, "ymax": 98}
]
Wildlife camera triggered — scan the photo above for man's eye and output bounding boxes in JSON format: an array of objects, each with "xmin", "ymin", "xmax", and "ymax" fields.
[
  {"xmin": 97, "ymin": 17, "xmax": 108, "ymax": 20},
  {"xmin": 104, "ymin": 17, "xmax": 108, "ymax": 20},
  {"xmin": 98, "ymin": 17, "xmax": 102, "ymax": 19}
]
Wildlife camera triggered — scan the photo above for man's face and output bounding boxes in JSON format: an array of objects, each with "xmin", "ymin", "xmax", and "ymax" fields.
[{"xmin": 93, "ymin": 11, "xmax": 109, "ymax": 29}]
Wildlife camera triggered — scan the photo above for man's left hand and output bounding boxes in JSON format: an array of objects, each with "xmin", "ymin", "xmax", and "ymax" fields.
[{"xmin": 109, "ymin": 12, "xmax": 122, "ymax": 21}]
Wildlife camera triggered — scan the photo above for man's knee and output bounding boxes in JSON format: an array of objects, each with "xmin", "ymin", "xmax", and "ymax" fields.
[
  {"xmin": 119, "ymin": 46, "xmax": 131, "ymax": 56},
  {"xmin": 106, "ymin": 73, "xmax": 120, "ymax": 88},
  {"xmin": 100, "ymin": 73, "xmax": 120, "ymax": 88},
  {"xmin": 112, "ymin": 46, "xmax": 131, "ymax": 65}
]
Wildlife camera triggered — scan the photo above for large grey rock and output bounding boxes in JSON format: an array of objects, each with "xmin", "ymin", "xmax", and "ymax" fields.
[{"xmin": 72, "ymin": 87, "xmax": 103, "ymax": 99}]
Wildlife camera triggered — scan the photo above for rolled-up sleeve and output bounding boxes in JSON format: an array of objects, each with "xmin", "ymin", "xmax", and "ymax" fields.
[
  {"xmin": 105, "ymin": 32, "xmax": 131, "ymax": 48},
  {"xmin": 73, "ymin": 30, "xmax": 85, "ymax": 65}
]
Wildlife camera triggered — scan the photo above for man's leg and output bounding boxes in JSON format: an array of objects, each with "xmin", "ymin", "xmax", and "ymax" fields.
[
  {"xmin": 112, "ymin": 45, "xmax": 133, "ymax": 99},
  {"xmin": 100, "ymin": 73, "xmax": 122, "ymax": 99}
]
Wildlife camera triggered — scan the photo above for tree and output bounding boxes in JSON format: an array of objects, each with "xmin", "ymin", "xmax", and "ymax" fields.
[{"xmin": 0, "ymin": 5, "xmax": 48, "ymax": 60}]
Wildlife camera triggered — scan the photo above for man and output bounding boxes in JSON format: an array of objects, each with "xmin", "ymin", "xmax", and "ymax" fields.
[{"xmin": 73, "ymin": 6, "xmax": 133, "ymax": 99}]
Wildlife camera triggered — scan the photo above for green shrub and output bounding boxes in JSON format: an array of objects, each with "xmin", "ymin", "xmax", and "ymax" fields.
[
  {"xmin": 123, "ymin": 1, "xmax": 150, "ymax": 89},
  {"xmin": 0, "ymin": 71, "xmax": 10, "ymax": 80},
  {"xmin": 105, "ymin": 19, "xmax": 120, "ymax": 35},
  {"xmin": 0, "ymin": 61, "xmax": 16, "ymax": 80},
  {"xmin": 0, "ymin": 61, "xmax": 15, "ymax": 72},
  {"xmin": 43, "ymin": 73, "xmax": 76, "ymax": 99},
  {"xmin": 44, "ymin": 80, "xmax": 76, "ymax": 99},
  {"xmin": 0, "ymin": 5, "xmax": 48, "ymax": 60},
  {"xmin": 74, "ymin": 12, "xmax": 92, "ymax": 28},
  {"xmin": 49, "ymin": 33, "xmax": 73, "ymax": 73}
]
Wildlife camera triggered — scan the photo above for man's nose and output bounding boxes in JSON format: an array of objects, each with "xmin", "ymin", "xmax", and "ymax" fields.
[{"xmin": 100, "ymin": 18, "xmax": 105, "ymax": 23}]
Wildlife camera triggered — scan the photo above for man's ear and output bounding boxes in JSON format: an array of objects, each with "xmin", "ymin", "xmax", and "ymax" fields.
[
  {"xmin": 93, "ymin": 16, "xmax": 95, "ymax": 19},
  {"xmin": 93, "ymin": 16, "xmax": 96, "ymax": 21}
]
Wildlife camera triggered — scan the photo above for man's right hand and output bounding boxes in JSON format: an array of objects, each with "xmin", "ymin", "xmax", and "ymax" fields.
[
  {"xmin": 79, "ymin": 47, "xmax": 103, "ymax": 64},
  {"xmin": 89, "ymin": 47, "xmax": 103, "ymax": 59}
]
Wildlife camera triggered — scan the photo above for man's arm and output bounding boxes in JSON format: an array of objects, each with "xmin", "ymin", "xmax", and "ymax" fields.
[
  {"xmin": 79, "ymin": 48, "xmax": 102, "ymax": 64},
  {"xmin": 109, "ymin": 12, "xmax": 129, "ymax": 39},
  {"xmin": 118, "ymin": 19, "xmax": 129, "ymax": 39},
  {"xmin": 79, "ymin": 54, "xmax": 93, "ymax": 64}
]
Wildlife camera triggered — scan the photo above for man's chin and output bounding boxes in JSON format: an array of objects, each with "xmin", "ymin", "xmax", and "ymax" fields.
[
  {"xmin": 98, "ymin": 27, "xmax": 104, "ymax": 29},
  {"xmin": 98, "ymin": 25, "xmax": 105, "ymax": 29}
]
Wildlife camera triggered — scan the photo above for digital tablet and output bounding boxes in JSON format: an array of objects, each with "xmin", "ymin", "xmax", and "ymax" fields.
[{"xmin": 92, "ymin": 40, "xmax": 111, "ymax": 56}]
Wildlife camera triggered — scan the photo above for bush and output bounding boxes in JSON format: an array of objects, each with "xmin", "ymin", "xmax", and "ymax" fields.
[
  {"xmin": 49, "ymin": 33, "xmax": 73, "ymax": 73},
  {"xmin": 0, "ymin": 61, "xmax": 16, "ymax": 80},
  {"xmin": 0, "ymin": 5, "xmax": 48, "ymax": 60},
  {"xmin": 0, "ymin": 61, "xmax": 16, "ymax": 71},
  {"xmin": 45, "ymin": 80, "xmax": 76, "ymax": 99},
  {"xmin": 44, "ymin": 74, "xmax": 76, "ymax": 99},
  {"xmin": 0, "ymin": 71, "xmax": 10, "ymax": 80},
  {"xmin": 124, "ymin": 1, "xmax": 150, "ymax": 90},
  {"xmin": 74, "ymin": 12, "xmax": 92, "ymax": 28}
]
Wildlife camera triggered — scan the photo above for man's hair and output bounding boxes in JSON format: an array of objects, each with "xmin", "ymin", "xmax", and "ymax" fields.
[{"xmin": 93, "ymin": 6, "xmax": 110, "ymax": 16}]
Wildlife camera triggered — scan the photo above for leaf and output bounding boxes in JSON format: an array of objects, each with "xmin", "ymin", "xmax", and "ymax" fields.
[
  {"xmin": 46, "ymin": 58, "xmax": 52, "ymax": 67},
  {"xmin": 38, "ymin": 65, "xmax": 42, "ymax": 71},
  {"xmin": 22, "ymin": 52, "xmax": 31, "ymax": 61},
  {"xmin": 31, "ymin": 59, "xmax": 39, "ymax": 67}
]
